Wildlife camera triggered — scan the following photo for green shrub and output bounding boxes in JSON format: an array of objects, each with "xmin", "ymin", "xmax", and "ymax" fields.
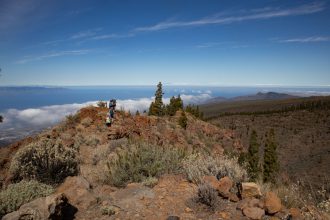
[
  {"xmin": 101, "ymin": 206, "xmax": 116, "ymax": 216},
  {"xmin": 106, "ymin": 142, "xmax": 186, "ymax": 187},
  {"xmin": 81, "ymin": 117, "xmax": 93, "ymax": 127},
  {"xmin": 182, "ymin": 153, "xmax": 248, "ymax": 184},
  {"xmin": 97, "ymin": 101, "xmax": 107, "ymax": 108},
  {"xmin": 178, "ymin": 111, "xmax": 188, "ymax": 129},
  {"xmin": 65, "ymin": 114, "xmax": 80, "ymax": 127},
  {"xmin": 85, "ymin": 135, "xmax": 100, "ymax": 147},
  {"xmin": 0, "ymin": 180, "xmax": 54, "ymax": 217},
  {"xmin": 142, "ymin": 177, "xmax": 158, "ymax": 188},
  {"xmin": 9, "ymin": 138, "xmax": 79, "ymax": 184}
]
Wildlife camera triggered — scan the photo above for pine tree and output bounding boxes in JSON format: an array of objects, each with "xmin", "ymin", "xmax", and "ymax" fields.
[
  {"xmin": 136, "ymin": 110, "xmax": 140, "ymax": 116},
  {"xmin": 263, "ymin": 129, "xmax": 279, "ymax": 182},
  {"xmin": 185, "ymin": 104, "xmax": 203, "ymax": 119},
  {"xmin": 247, "ymin": 130, "xmax": 260, "ymax": 181},
  {"xmin": 0, "ymin": 115, "xmax": 2, "ymax": 123},
  {"xmin": 178, "ymin": 111, "xmax": 188, "ymax": 129},
  {"xmin": 167, "ymin": 96, "xmax": 176, "ymax": 116},
  {"xmin": 174, "ymin": 95, "xmax": 183, "ymax": 110},
  {"xmin": 149, "ymin": 82, "xmax": 164, "ymax": 116},
  {"xmin": 166, "ymin": 95, "xmax": 183, "ymax": 116},
  {"xmin": 148, "ymin": 102, "xmax": 155, "ymax": 116}
]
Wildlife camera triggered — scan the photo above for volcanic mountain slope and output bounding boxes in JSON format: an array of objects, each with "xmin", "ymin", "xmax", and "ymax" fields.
[
  {"xmin": 1, "ymin": 106, "xmax": 251, "ymax": 219},
  {"xmin": 202, "ymin": 96, "xmax": 330, "ymax": 190},
  {"xmin": 206, "ymin": 92, "xmax": 298, "ymax": 104},
  {"xmin": 1, "ymin": 106, "xmax": 329, "ymax": 219}
]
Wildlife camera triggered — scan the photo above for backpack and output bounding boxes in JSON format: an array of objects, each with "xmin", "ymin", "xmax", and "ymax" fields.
[{"xmin": 109, "ymin": 99, "xmax": 116, "ymax": 108}]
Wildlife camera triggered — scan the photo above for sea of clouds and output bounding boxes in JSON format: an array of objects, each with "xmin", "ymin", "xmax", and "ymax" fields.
[{"xmin": 0, "ymin": 93, "xmax": 211, "ymax": 144}]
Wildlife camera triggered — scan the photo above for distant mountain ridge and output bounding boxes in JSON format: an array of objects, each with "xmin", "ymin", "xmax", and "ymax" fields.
[
  {"xmin": 207, "ymin": 92, "xmax": 298, "ymax": 103},
  {"xmin": 0, "ymin": 86, "xmax": 67, "ymax": 92}
]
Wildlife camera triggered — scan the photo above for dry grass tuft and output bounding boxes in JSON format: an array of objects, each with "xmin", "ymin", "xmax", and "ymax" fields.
[
  {"xmin": 105, "ymin": 142, "xmax": 186, "ymax": 187},
  {"xmin": 182, "ymin": 153, "xmax": 248, "ymax": 184}
]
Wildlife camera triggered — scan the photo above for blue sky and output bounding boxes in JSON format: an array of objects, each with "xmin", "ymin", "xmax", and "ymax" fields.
[{"xmin": 0, "ymin": 0, "xmax": 329, "ymax": 86}]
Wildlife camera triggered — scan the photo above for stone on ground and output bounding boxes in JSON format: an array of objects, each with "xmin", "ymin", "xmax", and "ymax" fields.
[
  {"xmin": 241, "ymin": 182, "xmax": 262, "ymax": 199},
  {"xmin": 3, "ymin": 193, "xmax": 76, "ymax": 220},
  {"xmin": 264, "ymin": 192, "xmax": 282, "ymax": 214},
  {"xmin": 242, "ymin": 207, "xmax": 265, "ymax": 220}
]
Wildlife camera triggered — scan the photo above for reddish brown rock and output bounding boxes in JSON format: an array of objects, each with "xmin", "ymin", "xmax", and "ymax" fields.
[
  {"xmin": 264, "ymin": 192, "xmax": 282, "ymax": 214},
  {"xmin": 237, "ymin": 198, "xmax": 263, "ymax": 210},
  {"xmin": 228, "ymin": 193, "xmax": 240, "ymax": 202},
  {"xmin": 241, "ymin": 182, "xmax": 262, "ymax": 199},
  {"xmin": 202, "ymin": 175, "xmax": 219, "ymax": 189},
  {"xmin": 289, "ymin": 208, "xmax": 302, "ymax": 219},
  {"xmin": 56, "ymin": 176, "xmax": 97, "ymax": 210},
  {"xmin": 3, "ymin": 193, "xmax": 76, "ymax": 220},
  {"xmin": 242, "ymin": 207, "xmax": 265, "ymax": 220},
  {"xmin": 217, "ymin": 176, "xmax": 233, "ymax": 198},
  {"xmin": 237, "ymin": 198, "xmax": 250, "ymax": 210}
]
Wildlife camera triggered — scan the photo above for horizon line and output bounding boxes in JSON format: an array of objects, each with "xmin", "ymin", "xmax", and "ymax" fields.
[{"xmin": 1, "ymin": 84, "xmax": 330, "ymax": 88}]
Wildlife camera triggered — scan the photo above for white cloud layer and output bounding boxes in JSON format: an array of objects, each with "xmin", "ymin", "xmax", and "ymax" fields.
[
  {"xmin": 1, "ymin": 101, "xmax": 97, "ymax": 127},
  {"xmin": 0, "ymin": 94, "xmax": 211, "ymax": 141}
]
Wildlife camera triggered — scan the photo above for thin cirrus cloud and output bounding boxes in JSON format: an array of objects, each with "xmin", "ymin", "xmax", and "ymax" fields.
[
  {"xmin": 134, "ymin": 2, "xmax": 325, "ymax": 32},
  {"xmin": 278, "ymin": 36, "xmax": 330, "ymax": 43},
  {"xmin": 91, "ymin": 33, "xmax": 135, "ymax": 40},
  {"xmin": 70, "ymin": 29, "xmax": 100, "ymax": 39},
  {"xmin": 15, "ymin": 50, "xmax": 90, "ymax": 64}
]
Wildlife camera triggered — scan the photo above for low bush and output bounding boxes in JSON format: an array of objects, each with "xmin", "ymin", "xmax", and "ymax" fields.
[
  {"xmin": 9, "ymin": 138, "xmax": 79, "ymax": 184},
  {"xmin": 101, "ymin": 206, "xmax": 116, "ymax": 216},
  {"xmin": 85, "ymin": 135, "xmax": 100, "ymax": 147},
  {"xmin": 197, "ymin": 183, "xmax": 219, "ymax": 210},
  {"xmin": 97, "ymin": 101, "xmax": 107, "ymax": 108},
  {"xmin": 0, "ymin": 180, "xmax": 54, "ymax": 217},
  {"xmin": 105, "ymin": 142, "xmax": 186, "ymax": 187},
  {"xmin": 81, "ymin": 117, "xmax": 93, "ymax": 127},
  {"xmin": 182, "ymin": 153, "xmax": 248, "ymax": 184},
  {"xmin": 142, "ymin": 177, "xmax": 158, "ymax": 188},
  {"xmin": 65, "ymin": 114, "xmax": 80, "ymax": 127}
]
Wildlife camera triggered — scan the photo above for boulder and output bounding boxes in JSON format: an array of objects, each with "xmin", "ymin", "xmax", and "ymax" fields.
[
  {"xmin": 264, "ymin": 192, "xmax": 282, "ymax": 214},
  {"xmin": 3, "ymin": 193, "xmax": 77, "ymax": 220},
  {"xmin": 242, "ymin": 207, "xmax": 265, "ymax": 220},
  {"xmin": 217, "ymin": 176, "xmax": 233, "ymax": 198},
  {"xmin": 241, "ymin": 182, "xmax": 262, "ymax": 199},
  {"xmin": 228, "ymin": 193, "xmax": 240, "ymax": 202},
  {"xmin": 289, "ymin": 208, "xmax": 302, "ymax": 219},
  {"xmin": 237, "ymin": 198, "xmax": 263, "ymax": 210},
  {"xmin": 202, "ymin": 175, "xmax": 219, "ymax": 189},
  {"xmin": 56, "ymin": 176, "xmax": 97, "ymax": 210}
]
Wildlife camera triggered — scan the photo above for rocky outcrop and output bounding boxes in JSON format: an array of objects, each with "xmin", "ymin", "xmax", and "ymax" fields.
[
  {"xmin": 264, "ymin": 192, "xmax": 282, "ymax": 214},
  {"xmin": 56, "ymin": 176, "xmax": 97, "ymax": 211},
  {"xmin": 242, "ymin": 207, "xmax": 265, "ymax": 220},
  {"xmin": 217, "ymin": 176, "xmax": 233, "ymax": 198},
  {"xmin": 2, "ymin": 193, "xmax": 77, "ymax": 220},
  {"xmin": 202, "ymin": 175, "xmax": 219, "ymax": 190},
  {"xmin": 241, "ymin": 182, "xmax": 262, "ymax": 199}
]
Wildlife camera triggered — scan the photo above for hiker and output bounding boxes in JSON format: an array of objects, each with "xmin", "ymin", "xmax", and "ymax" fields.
[
  {"xmin": 106, "ymin": 99, "xmax": 116, "ymax": 126},
  {"xmin": 109, "ymin": 99, "xmax": 116, "ymax": 118}
]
